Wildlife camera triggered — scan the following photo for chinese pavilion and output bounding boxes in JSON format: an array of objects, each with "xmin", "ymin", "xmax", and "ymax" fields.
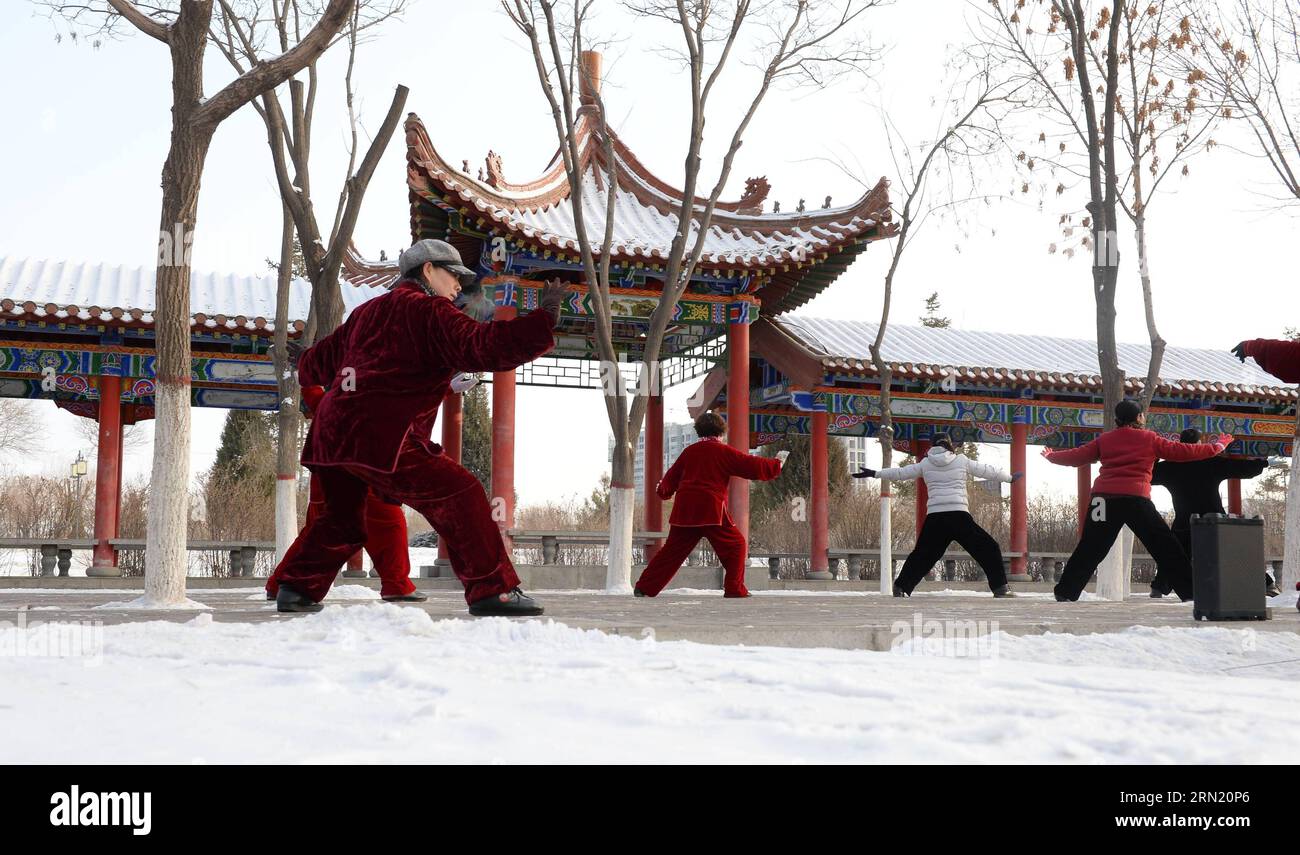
[{"xmin": 690, "ymin": 315, "xmax": 1297, "ymax": 579}]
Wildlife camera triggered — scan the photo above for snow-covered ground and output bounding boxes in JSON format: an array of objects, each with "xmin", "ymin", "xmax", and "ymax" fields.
[{"xmin": 2, "ymin": 590, "xmax": 1297, "ymax": 763}]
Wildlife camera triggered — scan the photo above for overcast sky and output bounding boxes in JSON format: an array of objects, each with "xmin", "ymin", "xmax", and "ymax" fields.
[{"xmin": 1, "ymin": 0, "xmax": 1296, "ymax": 513}]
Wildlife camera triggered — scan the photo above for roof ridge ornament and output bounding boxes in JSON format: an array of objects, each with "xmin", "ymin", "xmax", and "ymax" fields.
[
  {"xmin": 578, "ymin": 50, "xmax": 602, "ymax": 113},
  {"xmin": 734, "ymin": 176, "xmax": 770, "ymax": 215}
]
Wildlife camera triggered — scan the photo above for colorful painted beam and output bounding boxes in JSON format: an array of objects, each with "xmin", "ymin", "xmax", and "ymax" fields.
[{"xmin": 481, "ymin": 276, "xmax": 758, "ymax": 326}]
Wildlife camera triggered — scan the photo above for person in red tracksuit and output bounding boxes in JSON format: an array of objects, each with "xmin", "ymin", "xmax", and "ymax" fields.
[
  {"xmin": 271, "ymin": 239, "xmax": 563, "ymax": 615},
  {"xmin": 265, "ymin": 384, "xmax": 426, "ymax": 603},
  {"xmin": 1042, "ymin": 399, "xmax": 1233, "ymax": 602},
  {"xmin": 634, "ymin": 412, "xmax": 786, "ymax": 598},
  {"xmin": 1233, "ymin": 338, "xmax": 1300, "ymax": 383},
  {"xmin": 1233, "ymin": 337, "xmax": 1300, "ymax": 602}
]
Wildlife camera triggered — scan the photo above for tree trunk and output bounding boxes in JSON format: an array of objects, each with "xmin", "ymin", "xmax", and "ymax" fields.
[
  {"xmin": 143, "ymin": 6, "xmax": 215, "ymax": 606},
  {"xmin": 606, "ymin": 427, "xmax": 635, "ymax": 593},
  {"xmin": 875, "ymin": 363, "xmax": 894, "ymax": 594},
  {"xmin": 1093, "ymin": 262, "xmax": 1124, "ymax": 428},
  {"xmin": 1096, "ymin": 524, "xmax": 1132, "ymax": 601},
  {"xmin": 274, "ymin": 204, "xmax": 301, "ymax": 562},
  {"xmin": 1282, "ymin": 417, "xmax": 1300, "ymax": 591},
  {"xmin": 143, "ymin": 126, "xmax": 213, "ymax": 606},
  {"xmin": 1134, "ymin": 214, "xmax": 1165, "ymax": 411}
]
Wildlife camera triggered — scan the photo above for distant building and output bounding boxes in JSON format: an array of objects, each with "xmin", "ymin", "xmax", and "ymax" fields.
[
  {"xmin": 609, "ymin": 422, "xmax": 697, "ymax": 494},
  {"xmin": 843, "ymin": 436, "xmax": 872, "ymax": 488}
]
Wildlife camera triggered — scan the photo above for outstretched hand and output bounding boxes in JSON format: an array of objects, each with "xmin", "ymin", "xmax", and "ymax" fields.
[
  {"xmin": 1216, "ymin": 432, "xmax": 1234, "ymax": 448},
  {"xmin": 852, "ymin": 467, "xmax": 877, "ymax": 479},
  {"xmin": 450, "ymin": 372, "xmax": 479, "ymax": 393},
  {"xmin": 1231, "ymin": 341, "xmax": 1248, "ymax": 363},
  {"xmin": 538, "ymin": 279, "xmax": 566, "ymax": 327},
  {"xmin": 1040, "ymin": 447, "xmax": 1054, "ymax": 460}
]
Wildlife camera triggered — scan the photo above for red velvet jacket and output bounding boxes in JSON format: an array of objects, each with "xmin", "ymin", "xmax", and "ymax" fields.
[
  {"xmin": 1043, "ymin": 425, "xmax": 1229, "ymax": 498},
  {"xmin": 298, "ymin": 279, "xmax": 554, "ymax": 472},
  {"xmin": 657, "ymin": 437, "xmax": 782, "ymax": 526},
  {"xmin": 1243, "ymin": 338, "xmax": 1300, "ymax": 384}
]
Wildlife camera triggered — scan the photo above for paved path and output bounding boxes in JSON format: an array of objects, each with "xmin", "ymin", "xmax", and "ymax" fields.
[{"xmin": 2, "ymin": 584, "xmax": 1295, "ymax": 650}]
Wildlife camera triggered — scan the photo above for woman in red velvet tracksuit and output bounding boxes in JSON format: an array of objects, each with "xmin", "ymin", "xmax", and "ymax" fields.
[
  {"xmin": 1233, "ymin": 338, "xmax": 1300, "ymax": 383},
  {"xmin": 634, "ymin": 412, "xmax": 786, "ymax": 598},
  {"xmin": 265, "ymin": 384, "xmax": 424, "ymax": 603},
  {"xmin": 1233, "ymin": 337, "xmax": 1300, "ymax": 602},
  {"xmin": 1043, "ymin": 399, "xmax": 1233, "ymax": 602},
  {"xmin": 272, "ymin": 239, "xmax": 563, "ymax": 615}
]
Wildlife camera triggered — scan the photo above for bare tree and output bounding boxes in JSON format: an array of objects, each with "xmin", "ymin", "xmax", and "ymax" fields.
[
  {"xmin": 44, "ymin": 0, "xmax": 355, "ymax": 605},
  {"xmin": 977, "ymin": 0, "xmax": 1129, "ymax": 426},
  {"xmin": 208, "ymin": 0, "xmax": 407, "ymax": 559},
  {"xmin": 0, "ymin": 400, "xmax": 44, "ymax": 458},
  {"xmin": 504, "ymin": 0, "xmax": 880, "ymax": 591},
  {"xmin": 849, "ymin": 63, "xmax": 1022, "ymax": 592},
  {"xmin": 71, "ymin": 413, "xmax": 151, "ymax": 453},
  {"xmin": 1187, "ymin": 0, "xmax": 1300, "ymax": 589}
]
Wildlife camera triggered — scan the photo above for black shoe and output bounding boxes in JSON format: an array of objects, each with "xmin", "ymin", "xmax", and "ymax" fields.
[
  {"xmin": 1054, "ymin": 593, "xmax": 1073, "ymax": 602},
  {"xmin": 382, "ymin": 591, "xmax": 428, "ymax": 602},
  {"xmin": 266, "ymin": 590, "xmax": 276, "ymax": 601},
  {"xmin": 1149, "ymin": 587, "xmax": 1166, "ymax": 598},
  {"xmin": 633, "ymin": 587, "xmax": 648, "ymax": 598},
  {"xmin": 892, "ymin": 588, "xmax": 910, "ymax": 598},
  {"xmin": 1266, "ymin": 580, "xmax": 1282, "ymax": 598},
  {"xmin": 276, "ymin": 584, "xmax": 323, "ymax": 613},
  {"xmin": 991, "ymin": 584, "xmax": 1016, "ymax": 598},
  {"xmin": 468, "ymin": 587, "xmax": 544, "ymax": 617}
]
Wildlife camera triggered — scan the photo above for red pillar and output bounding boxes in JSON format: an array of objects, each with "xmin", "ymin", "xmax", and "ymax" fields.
[
  {"xmin": 89, "ymin": 374, "xmax": 123, "ymax": 575},
  {"xmin": 114, "ymin": 416, "xmax": 124, "ymax": 534},
  {"xmin": 492, "ymin": 305, "xmax": 518, "ymax": 549},
  {"xmin": 1227, "ymin": 478, "xmax": 1243, "ymax": 515},
  {"xmin": 644, "ymin": 393, "xmax": 664, "ymax": 562},
  {"xmin": 810, "ymin": 409, "xmax": 830, "ymax": 577},
  {"xmin": 1076, "ymin": 463, "xmax": 1092, "ymax": 537},
  {"xmin": 1009, "ymin": 422, "xmax": 1028, "ymax": 579},
  {"xmin": 726, "ymin": 320, "xmax": 750, "ymax": 541},
  {"xmin": 912, "ymin": 439, "xmax": 930, "ymax": 531},
  {"xmin": 438, "ymin": 393, "xmax": 464, "ymax": 563}
]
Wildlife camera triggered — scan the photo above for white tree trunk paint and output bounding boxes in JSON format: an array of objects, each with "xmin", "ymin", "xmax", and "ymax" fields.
[
  {"xmin": 879, "ymin": 493, "xmax": 893, "ymax": 595},
  {"xmin": 143, "ymin": 383, "xmax": 191, "ymax": 606},
  {"xmin": 606, "ymin": 484, "xmax": 635, "ymax": 594},
  {"xmin": 1280, "ymin": 440, "xmax": 1300, "ymax": 591},
  {"xmin": 275, "ymin": 478, "xmax": 297, "ymax": 563},
  {"xmin": 1096, "ymin": 525, "xmax": 1133, "ymax": 601}
]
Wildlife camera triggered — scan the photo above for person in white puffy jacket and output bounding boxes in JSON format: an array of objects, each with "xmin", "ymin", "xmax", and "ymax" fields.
[{"xmin": 853, "ymin": 434, "xmax": 1022, "ymax": 597}]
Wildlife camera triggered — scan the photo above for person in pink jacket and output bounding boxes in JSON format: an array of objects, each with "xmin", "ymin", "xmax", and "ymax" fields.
[{"xmin": 1042, "ymin": 400, "xmax": 1232, "ymax": 602}]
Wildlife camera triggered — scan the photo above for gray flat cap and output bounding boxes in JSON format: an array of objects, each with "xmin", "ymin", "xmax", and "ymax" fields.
[{"xmin": 399, "ymin": 239, "xmax": 478, "ymax": 291}]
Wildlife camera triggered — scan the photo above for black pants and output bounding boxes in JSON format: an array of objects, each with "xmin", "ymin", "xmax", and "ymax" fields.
[
  {"xmin": 1151, "ymin": 527, "xmax": 1276, "ymax": 595},
  {"xmin": 1056, "ymin": 495, "xmax": 1192, "ymax": 601},
  {"xmin": 895, "ymin": 511, "xmax": 1007, "ymax": 594}
]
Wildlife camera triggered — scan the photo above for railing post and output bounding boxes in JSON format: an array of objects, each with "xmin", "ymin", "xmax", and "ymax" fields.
[
  {"xmin": 542, "ymin": 535, "xmax": 558, "ymax": 565},
  {"xmin": 40, "ymin": 544, "xmax": 57, "ymax": 577},
  {"xmin": 57, "ymin": 548, "xmax": 72, "ymax": 576}
]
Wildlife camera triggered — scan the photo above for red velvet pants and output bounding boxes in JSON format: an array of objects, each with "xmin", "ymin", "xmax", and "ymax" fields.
[
  {"xmin": 634, "ymin": 519, "xmax": 749, "ymax": 597},
  {"xmin": 272, "ymin": 436, "xmax": 518, "ymax": 604},
  {"xmin": 266, "ymin": 474, "xmax": 416, "ymax": 599}
]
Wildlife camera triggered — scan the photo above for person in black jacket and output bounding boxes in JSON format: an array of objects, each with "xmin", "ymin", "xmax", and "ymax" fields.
[{"xmin": 1149, "ymin": 428, "xmax": 1275, "ymax": 597}]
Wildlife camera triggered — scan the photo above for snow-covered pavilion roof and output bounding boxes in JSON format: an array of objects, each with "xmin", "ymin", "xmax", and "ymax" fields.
[
  {"xmin": 773, "ymin": 315, "xmax": 1299, "ymax": 403},
  {"xmin": 0, "ymin": 256, "xmax": 387, "ymax": 334},
  {"xmin": 404, "ymin": 112, "xmax": 894, "ymax": 272}
]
